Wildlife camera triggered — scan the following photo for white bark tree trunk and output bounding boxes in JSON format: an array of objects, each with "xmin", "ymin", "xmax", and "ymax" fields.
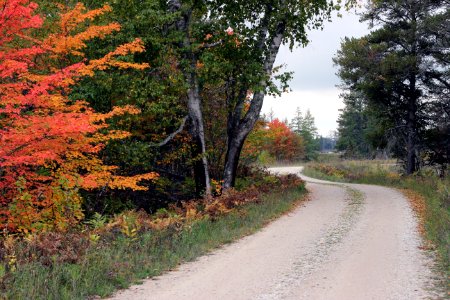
[
  {"xmin": 169, "ymin": 0, "xmax": 211, "ymax": 195},
  {"xmin": 223, "ymin": 19, "xmax": 286, "ymax": 189}
]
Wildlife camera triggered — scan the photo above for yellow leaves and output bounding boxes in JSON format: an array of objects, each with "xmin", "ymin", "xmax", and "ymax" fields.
[
  {"xmin": 43, "ymin": 4, "xmax": 121, "ymax": 57},
  {"xmin": 96, "ymin": 212, "xmax": 142, "ymax": 240},
  {"xmin": 59, "ymin": 3, "xmax": 114, "ymax": 32},
  {"xmin": 5, "ymin": 253, "xmax": 17, "ymax": 272},
  {"xmin": 103, "ymin": 210, "xmax": 181, "ymax": 234},
  {"xmin": 211, "ymin": 179, "xmax": 223, "ymax": 195},
  {"xmin": 311, "ymin": 163, "xmax": 349, "ymax": 178},
  {"xmin": 80, "ymin": 39, "xmax": 149, "ymax": 77},
  {"xmin": 102, "ymin": 129, "xmax": 131, "ymax": 140},
  {"xmin": 40, "ymin": 94, "xmax": 67, "ymax": 110},
  {"xmin": 89, "ymin": 233, "xmax": 100, "ymax": 243},
  {"xmin": 5, "ymin": 175, "xmax": 85, "ymax": 233},
  {"xmin": 46, "ymin": 24, "xmax": 121, "ymax": 57},
  {"xmin": 108, "ymin": 173, "xmax": 159, "ymax": 191},
  {"xmin": 149, "ymin": 216, "xmax": 182, "ymax": 231},
  {"xmin": 91, "ymin": 105, "xmax": 141, "ymax": 122},
  {"xmin": 41, "ymin": 2, "xmax": 149, "ymax": 78},
  {"xmin": 108, "ymin": 38, "xmax": 147, "ymax": 56},
  {"xmin": 74, "ymin": 164, "xmax": 158, "ymax": 191},
  {"xmin": 118, "ymin": 214, "xmax": 140, "ymax": 240},
  {"xmin": 2, "ymin": 234, "xmax": 17, "ymax": 252},
  {"xmin": 185, "ymin": 207, "xmax": 199, "ymax": 220},
  {"xmin": 21, "ymin": 73, "xmax": 45, "ymax": 83}
]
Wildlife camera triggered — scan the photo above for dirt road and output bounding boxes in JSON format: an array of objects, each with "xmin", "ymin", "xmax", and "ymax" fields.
[{"xmin": 110, "ymin": 166, "xmax": 436, "ymax": 300}]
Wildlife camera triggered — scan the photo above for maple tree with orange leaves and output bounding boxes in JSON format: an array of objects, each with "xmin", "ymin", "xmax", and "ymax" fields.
[
  {"xmin": 0, "ymin": 0, "xmax": 157, "ymax": 233},
  {"xmin": 243, "ymin": 118, "xmax": 305, "ymax": 164},
  {"xmin": 265, "ymin": 119, "xmax": 305, "ymax": 162}
]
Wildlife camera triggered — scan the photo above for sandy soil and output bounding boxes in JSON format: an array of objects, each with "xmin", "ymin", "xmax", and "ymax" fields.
[{"xmin": 110, "ymin": 166, "xmax": 436, "ymax": 300}]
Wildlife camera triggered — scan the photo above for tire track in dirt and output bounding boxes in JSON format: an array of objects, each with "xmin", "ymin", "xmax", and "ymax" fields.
[
  {"xmin": 257, "ymin": 187, "xmax": 365, "ymax": 300},
  {"xmin": 110, "ymin": 166, "xmax": 437, "ymax": 300}
]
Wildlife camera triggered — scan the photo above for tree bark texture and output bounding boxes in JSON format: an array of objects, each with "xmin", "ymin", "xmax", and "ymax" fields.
[
  {"xmin": 405, "ymin": 74, "xmax": 418, "ymax": 175},
  {"xmin": 222, "ymin": 17, "xmax": 286, "ymax": 189},
  {"xmin": 169, "ymin": 0, "xmax": 211, "ymax": 195},
  {"xmin": 405, "ymin": 9, "xmax": 419, "ymax": 175}
]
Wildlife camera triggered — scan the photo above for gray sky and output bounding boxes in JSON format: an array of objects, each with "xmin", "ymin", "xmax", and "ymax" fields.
[{"xmin": 261, "ymin": 10, "xmax": 370, "ymax": 136}]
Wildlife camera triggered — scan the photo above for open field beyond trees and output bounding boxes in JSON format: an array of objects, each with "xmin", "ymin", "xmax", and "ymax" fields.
[{"xmin": 0, "ymin": 0, "xmax": 448, "ymax": 299}]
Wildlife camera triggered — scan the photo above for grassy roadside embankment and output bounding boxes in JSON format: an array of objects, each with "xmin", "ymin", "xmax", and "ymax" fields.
[
  {"xmin": 303, "ymin": 160, "xmax": 449, "ymax": 288},
  {"xmin": 0, "ymin": 176, "xmax": 307, "ymax": 300}
]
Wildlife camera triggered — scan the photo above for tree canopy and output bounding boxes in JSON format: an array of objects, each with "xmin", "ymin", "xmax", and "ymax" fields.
[
  {"xmin": 0, "ymin": 1, "xmax": 157, "ymax": 232},
  {"xmin": 334, "ymin": 0, "xmax": 449, "ymax": 174},
  {"xmin": 0, "ymin": 0, "xmax": 368, "ymax": 233}
]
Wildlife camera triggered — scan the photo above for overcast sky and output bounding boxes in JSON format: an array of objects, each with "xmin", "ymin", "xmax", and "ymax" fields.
[{"xmin": 261, "ymin": 10, "xmax": 370, "ymax": 136}]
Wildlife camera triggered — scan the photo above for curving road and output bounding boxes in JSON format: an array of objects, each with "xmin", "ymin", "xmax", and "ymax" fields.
[{"xmin": 110, "ymin": 166, "xmax": 437, "ymax": 300}]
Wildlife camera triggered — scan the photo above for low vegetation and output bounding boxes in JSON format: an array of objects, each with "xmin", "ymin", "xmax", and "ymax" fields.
[
  {"xmin": 0, "ymin": 0, "xmax": 447, "ymax": 298},
  {"xmin": 0, "ymin": 173, "xmax": 306, "ymax": 300},
  {"xmin": 304, "ymin": 159, "xmax": 449, "ymax": 282},
  {"xmin": 334, "ymin": 0, "xmax": 449, "ymax": 176}
]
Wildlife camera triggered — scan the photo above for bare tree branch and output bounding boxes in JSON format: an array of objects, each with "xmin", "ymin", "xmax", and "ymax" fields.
[
  {"xmin": 151, "ymin": 115, "xmax": 188, "ymax": 147},
  {"xmin": 202, "ymin": 40, "xmax": 223, "ymax": 49}
]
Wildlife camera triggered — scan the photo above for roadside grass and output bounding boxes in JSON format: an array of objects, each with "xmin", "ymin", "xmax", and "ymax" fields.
[
  {"xmin": 1, "ymin": 184, "xmax": 307, "ymax": 300},
  {"xmin": 303, "ymin": 161, "xmax": 449, "ymax": 286}
]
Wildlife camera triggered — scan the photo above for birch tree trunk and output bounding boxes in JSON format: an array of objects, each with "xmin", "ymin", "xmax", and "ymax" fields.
[
  {"xmin": 222, "ymin": 20, "xmax": 286, "ymax": 189},
  {"xmin": 169, "ymin": 0, "xmax": 211, "ymax": 195}
]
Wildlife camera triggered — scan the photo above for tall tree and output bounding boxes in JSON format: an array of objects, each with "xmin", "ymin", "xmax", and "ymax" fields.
[
  {"xmin": 299, "ymin": 109, "xmax": 319, "ymax": 160},
  {"xmin": 290, "ymin": 107, "xmax": 303, "ymax": 134},
  {"xmin": 290, "ymin": 107, "xmax": 320, "ymax": 158},
  {"xmin": 336, "ymin": 90, "xmax": 391, "ymax": 158},
  {"xmin": 0, "ymin": 1, "xmax": 157, "ymax": 232},
  {"xmin": 208, "ymin": 0, "xmax": 349, "ymax": 189},
  {"xmin": 334, "ymin": 0, "xmax": 449, "ymax": 174},
  {"xmin": 167, "ymin": 0, "xmax": 212, "ymax": 196},
  {"xmin": 336, "ymin": 91, "xmax": 371, "ymax": 157}
]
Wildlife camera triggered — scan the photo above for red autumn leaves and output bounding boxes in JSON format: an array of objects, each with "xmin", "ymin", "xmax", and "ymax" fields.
[
  {"xmin": 0, "ymin": 0, "xmax": 156, "ymax": 232},
  {"xmin": 243, "ymin": 119, "xmax": 305, "ymax": 163}
]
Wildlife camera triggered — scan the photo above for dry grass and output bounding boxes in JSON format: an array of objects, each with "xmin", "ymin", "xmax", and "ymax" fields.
[
  {"xmin": 400, "ymin": 189, "xmax": 427, "ymax": 236},
  {"xmin": 0, "ymin": 174, "xmax": 306, "ymax": 300},
  {"xmin": 304, "ymin": 159, "xmax": 449, "ymax": 286}
]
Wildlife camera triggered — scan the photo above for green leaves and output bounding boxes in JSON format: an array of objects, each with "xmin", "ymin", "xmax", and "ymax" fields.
[{"xmin": 334, "ymin": 0, "xmax": 449, "ymax": 171}]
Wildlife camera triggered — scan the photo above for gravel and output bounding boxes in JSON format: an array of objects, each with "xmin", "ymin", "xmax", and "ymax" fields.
[{"xmin": 110, "ymin": 166, "xmax": 437, "ymax": 300}]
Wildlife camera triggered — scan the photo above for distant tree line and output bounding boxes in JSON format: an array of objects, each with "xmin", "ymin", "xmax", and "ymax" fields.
[{"xmin": 244, "ymin": 107, "xmax": 324, "ymax": 164}]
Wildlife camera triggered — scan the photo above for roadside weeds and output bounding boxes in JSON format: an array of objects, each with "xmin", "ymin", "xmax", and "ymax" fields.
[
  {"xmin": 303, "ymin": 162, "xmax": 449, "ymax": 296},
  {"xmin": 0, "ymin": 178, "xmax": 307, "ymax": 300}
]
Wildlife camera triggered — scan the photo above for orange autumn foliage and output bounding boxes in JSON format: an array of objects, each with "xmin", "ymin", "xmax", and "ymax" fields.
[
  {"xmin": 266, "ymin": 119, "xmax": 304, "ymax": 161},
  {"xmin": 243, "ymin": 119, "xmax": 305, "ymax": 163},
  {"xmin": 0, "ymin": 0, "xmax": 157, "ymax": 233}
]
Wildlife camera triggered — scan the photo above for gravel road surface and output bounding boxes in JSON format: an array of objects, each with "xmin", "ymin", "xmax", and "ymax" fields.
[{"xmin": 110, "ymin": 166, "xmax": 436, "ymax": 300}]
